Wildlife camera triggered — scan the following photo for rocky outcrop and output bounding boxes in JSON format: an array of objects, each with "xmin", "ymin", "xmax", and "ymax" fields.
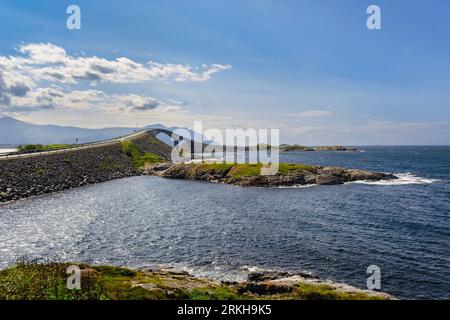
[
  {"xmin": 148, "ymin": 163, "xmax": 397, "ymax": 188},
  {"xmin": 0, "ymin": 262, "xmax": 394, "ymax": 300},
  {"xmin": 280, "ymin": 144, "xmax": 359, "ymax": 152}
]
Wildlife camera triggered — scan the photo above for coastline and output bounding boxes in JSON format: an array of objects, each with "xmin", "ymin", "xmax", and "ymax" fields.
[{"xmin": 0, "ymin": 262, "xmax": 394, "ymax": 300}]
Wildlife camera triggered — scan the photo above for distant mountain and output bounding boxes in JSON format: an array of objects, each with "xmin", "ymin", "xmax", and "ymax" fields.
[{"xmin": 0, "ymin": 117, "xmax": 211, "ymax": 146}]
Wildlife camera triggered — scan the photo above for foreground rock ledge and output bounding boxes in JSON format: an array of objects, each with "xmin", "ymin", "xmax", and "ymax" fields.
[
  {"xmin": 0, "ymin": 263, "xmax": 394, "ymax": 300},
  {"xmin": 142, "ymin": 163, "xmax": 397, "ymax": 187}
]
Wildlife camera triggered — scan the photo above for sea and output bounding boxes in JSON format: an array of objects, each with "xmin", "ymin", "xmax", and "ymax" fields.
[{"xmin": 0, "ymin": 146, "xmax": 449, "ymax": 299}]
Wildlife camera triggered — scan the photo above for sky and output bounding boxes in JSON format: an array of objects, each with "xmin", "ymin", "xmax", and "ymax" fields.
[{"xmin": 0, "ymin": 0, "xmax": 450, "ymax": 145}]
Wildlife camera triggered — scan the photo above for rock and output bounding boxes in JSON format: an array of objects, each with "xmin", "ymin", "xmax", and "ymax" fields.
[
  {"xmin": 248, "ymin": 271, "xmax": 294, "ymax": 282},
  {"xmin": 238, "ymin": 282, "xmax": 294, "ymax": 295},
  {"xmin": 316, "ymin": 174, "xmax": 344, "ymax": 185},
  {"xmin": 157, "ymin": 163, "xmax": 397, "ymax": 188}
]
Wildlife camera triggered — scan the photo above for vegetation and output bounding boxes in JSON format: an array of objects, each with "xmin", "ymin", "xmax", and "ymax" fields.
[
  {"xmin": 186, "ymin": 163, "xmax": 317, "ymax": 177},
  {"xmin": 280, "ymin": 144, "xmax": 315, "ymax": 152},
  {"xmin": 98, "ymin": 155, "xmax": 124, "ymax": 171},
  {"xmin": 278, "ymin": 163, "xmax": 315, "ymax": 174},
  {"xmin": 228, "ymin": 164, "xmax": 263, "ymax": 177},
  {"xmin": 18, "ymin": 144, "xmax": 73, "ymax": 152},
  {"xmin": 291, "ymin": 283, "xmax": 386, "ymax": 300},
  {"xmin": 121, "ymin": 141, "xmax": 165, "ymax": 168},
  {"xmin": 0, "ymin": 262, "xmax": 389, "ymax": 300}
]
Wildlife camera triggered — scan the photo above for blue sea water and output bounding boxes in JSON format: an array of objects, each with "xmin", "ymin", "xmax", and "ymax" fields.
[{"xmin": 0, "ymin": 146, "xmax": 449, "ymax": 299}]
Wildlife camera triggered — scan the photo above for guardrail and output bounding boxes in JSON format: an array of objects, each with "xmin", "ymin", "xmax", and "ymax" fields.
[{"xmin": 0, "ymin": 129, "xmax": 150, "ymax": 161}]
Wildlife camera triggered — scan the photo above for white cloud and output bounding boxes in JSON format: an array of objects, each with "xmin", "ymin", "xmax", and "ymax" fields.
[
  {"xmin": 286, "ymin": 110, "xmax": 333, "ymax": 117},
  {"xmin": 0, "ymin": 43, "xmax": 231, "ymax": 116},
  {"xmin": 4, "ymin": 43, "xmax": 231, "ymax": 86}
]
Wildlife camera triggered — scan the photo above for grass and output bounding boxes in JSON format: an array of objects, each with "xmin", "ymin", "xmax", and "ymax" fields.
[
  {"xmin": 18, "ymin": 144, "xmax": 74, "ymax": 152},
  {"xmin": 0, "ymin": 262, "xmax": 108, "ymax": 300},
  {"xmin": 291, "ymin": 283, "xmax": 386, "ymax": 300},
  {"xmin": 228, "ymin": 164, "xmax": 263, "ymax": 177},
  {"xmin": 280, "ymin": 145, "xmax": 315, "ymax": 152},
  {"xmin": 0, "ymin": 262, "xmax": 388, "ymax": 300},
  {"xmin": 98, "ymin": 155, "xmax": 124, "ymax": 171},
  {"xmin": 278, "ymin": 163, "xmax": 315, "ymax": 174},
  {"xmin": 121, "ymin": 141, "xmax": 165, "ymax": 168},
  {"xmin": 187, "ymin": 286, "xmax": 246, "ymax": 300},
  {"xmin": 186, "ymin": 163, "xmax": 317, "ymax": 178}
]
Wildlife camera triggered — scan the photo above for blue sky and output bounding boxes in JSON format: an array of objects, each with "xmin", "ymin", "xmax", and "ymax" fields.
[{"xmin": 0, "ymin": 0, "xmax": 449, "ymax": 144}]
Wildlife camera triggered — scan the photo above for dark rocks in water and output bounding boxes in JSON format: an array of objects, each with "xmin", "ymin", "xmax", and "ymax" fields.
[
  {"xmin": 248, "ymin": 271, "xmax": 294, "ymax": 282},
  {"xmin": 248, "ymin": 270, "xmax": 319, "ymax": 282},
  {"xmin": 140, "ymin": 162, "xmax": 173, "ymax": 176},
  {"xmin": 314, "ymin": 146, "xmax": 359, "ymax": 152},
  {"xmin": 280, "ymin": 145, "xmax": 360, "ymax": 152}
]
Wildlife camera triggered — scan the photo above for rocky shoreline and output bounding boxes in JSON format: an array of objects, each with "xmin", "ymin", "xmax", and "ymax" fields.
[
  {"xmin": 142, "ymin": 162, "xmax": 397, "ymax": 188},
  {"xmin": 0, "ymin": 262, "xmax": 394, "ymax": 300},
  {"xmin": 280, "ymin": 144, "xmax": 359, "ymax": 152}
]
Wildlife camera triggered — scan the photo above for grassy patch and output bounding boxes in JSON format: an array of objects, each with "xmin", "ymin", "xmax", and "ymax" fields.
[
  {"xmin": 121, "ymin": 141, "xmax": 165, "ymax": 168},
  {"xmin": 280, "ymin": 145, "xmax": 314, "ymax": 152},
  {"xmin": 278, "ymin": 163, "xmax": 315, "ymax": 174},
  {"xmin": 18, "ymin": 144, "xmax": 73, "ymax": 152},
  {"xmin": 0, "ymin": 262, "xmax": 107, "ymax": 300},
  {"xmin": 188, "ymin": 286, "xmax": 247, "ymax": 300},
  {"xmin": 227, "ymin": 164, "xmax": 263, "ymax": 177},
  {"xmin": 189, "ymin": 163, "xmax": 316, "ymax": 177},
  {"xmin": 292, "ymin": 283, "xmax": 386, "ymax": 300},
  {"xmin": 98, "ymin": 156, "xmax": 124, "ymax": 171}
]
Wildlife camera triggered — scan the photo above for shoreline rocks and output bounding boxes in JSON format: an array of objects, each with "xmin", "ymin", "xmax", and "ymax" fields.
[
  {"xmin": 0, "ymin": 262, "xmax": 394, "ymax": 300},
  {"xmin": 280, "ymin": 144, "xmax": 360, "ymax": 152},
  {"xmin": 143, "ymin": 163, "xmax": 397, "ymax": 188}
]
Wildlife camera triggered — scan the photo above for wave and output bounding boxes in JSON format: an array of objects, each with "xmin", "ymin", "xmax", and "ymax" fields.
[
  {"xmin": 350, "ymin": 173, "xmax": 441, "ymax": 186},
  {"xmin": 278, "ymin": 184, "xmax": 317, "ymax": 189}
]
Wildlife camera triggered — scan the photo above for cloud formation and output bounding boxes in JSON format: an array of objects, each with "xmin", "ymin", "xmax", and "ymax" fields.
[
  {"xmin": 286, "ymin": 110, "xmax": 333, "ymax": 118},
  {"xmin": 0, "ymin": 43, "xmax": 231, "ymax": 115}
]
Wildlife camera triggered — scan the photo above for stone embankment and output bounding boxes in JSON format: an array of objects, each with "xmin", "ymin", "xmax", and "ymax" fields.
[{"xmin": 0, "ymin": 133, "xmax": 171, "ymax": 202}]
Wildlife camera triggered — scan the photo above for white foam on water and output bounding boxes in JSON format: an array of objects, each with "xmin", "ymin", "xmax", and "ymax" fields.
[
  {"xmin": 350, "ymin": 173, "xmax": 441, "ymax": 186},
  {"xmin": 278, "ymin": 184, "xmax": 317, "ymax": 189}
]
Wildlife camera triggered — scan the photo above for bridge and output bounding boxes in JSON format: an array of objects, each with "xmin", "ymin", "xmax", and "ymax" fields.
[{"xmin": 0, "ymin": 127, "xmax": 198, "ymax": 161}]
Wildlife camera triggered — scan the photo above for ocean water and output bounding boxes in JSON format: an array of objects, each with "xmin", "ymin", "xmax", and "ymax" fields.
[
  {"xmin": 0, "ymin": 148, "xmax": 17, "ymax": 155},
  {"xmin": 0, "ymin": 146, "xmax": 449, "ymax": 299}
]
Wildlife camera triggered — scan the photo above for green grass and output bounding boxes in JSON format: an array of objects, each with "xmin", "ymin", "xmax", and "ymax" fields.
[
  {"xmin": 18, "ymin": 144, "xmax": 73, "ymax": 152},
  {"xmin": 0, "ymin": 262, "xmax": 107, "ymax": 300},
  {"xmin": 190, "ymin": 163, "xmax": 316, "ymax": 178},
  {"xmin": 228, "ymin": 164, "xmax": 263, "ymax": 177},
  {"xmin": 278, "ymin": 163, "xmax": 315, "ymax": 174},
  {"xmin": 280, "ymin": 145, "xmax": 315, "ymax": 152},
  {"xmin": 292, "ymin": 283, "xmax": 386, "ymax": 300},
  {"xmin": 188, "ymin": 286, "xmax": 247, "ymax": 300},
  {"xmin": 121, "ymin": 141, "xmax": 165, "ymax": 168}
]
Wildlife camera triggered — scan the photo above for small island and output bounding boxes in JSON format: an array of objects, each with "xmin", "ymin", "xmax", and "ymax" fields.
[
  {"xmin": 142, "ymin": 162, "xmax": 396, "ymax": 187},
  {"xmin": 280, "ymin": 144, "xmax": 359, "ymax": 152}
]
